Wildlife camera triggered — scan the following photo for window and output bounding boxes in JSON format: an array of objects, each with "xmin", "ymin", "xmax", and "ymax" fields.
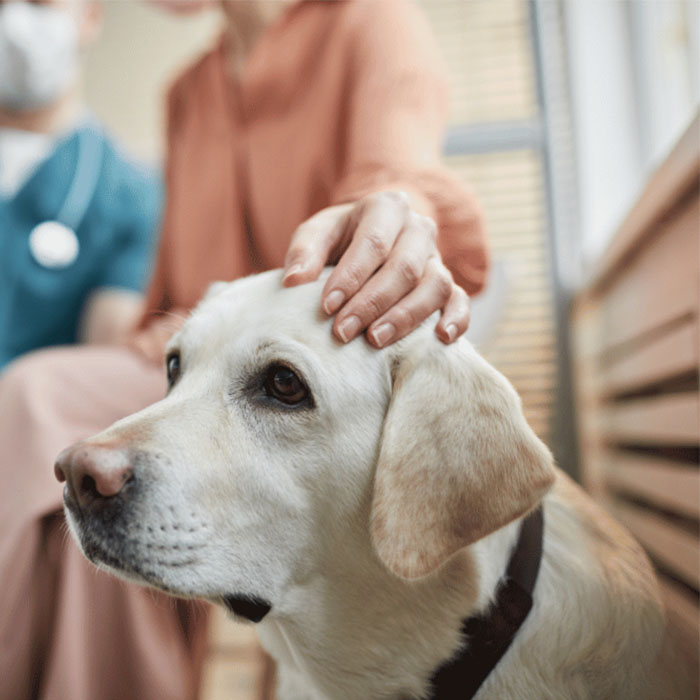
[
  {"xmin": 563, "ymin": 0, "xmax": 699, "ymax": 267},
  {"xmin": 419, "ymin": 0, "xmax": 558, "ymax": 447}
]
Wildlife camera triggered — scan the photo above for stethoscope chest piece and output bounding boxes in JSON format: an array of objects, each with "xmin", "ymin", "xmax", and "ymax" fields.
[{"xmin": 29, "ymin": 220, "xmax": 79, "ymax": 269}]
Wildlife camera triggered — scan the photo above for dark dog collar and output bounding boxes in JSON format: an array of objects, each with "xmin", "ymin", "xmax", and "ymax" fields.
[{"xmin": 426, "ymin": 506, "xmax": 545, "ymax": 699}]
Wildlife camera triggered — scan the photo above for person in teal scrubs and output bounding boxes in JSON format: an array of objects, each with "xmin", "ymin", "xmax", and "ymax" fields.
[{"xmin": 0, "ymin": 0, "xmax": 161, "ymax": 371}]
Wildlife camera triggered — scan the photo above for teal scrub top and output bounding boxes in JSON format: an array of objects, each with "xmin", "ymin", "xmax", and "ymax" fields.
[{"xmin": 0, "ymin": 125, "xmax": 161, "ymax": 370}]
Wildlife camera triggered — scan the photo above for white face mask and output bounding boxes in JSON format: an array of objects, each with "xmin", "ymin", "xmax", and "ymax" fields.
[{"xmin": 0, "ymin": 2, "xmax": 79, "ymax": 112}]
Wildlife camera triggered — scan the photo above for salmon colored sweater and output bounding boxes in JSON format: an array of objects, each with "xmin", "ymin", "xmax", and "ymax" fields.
[{"xmin": 142, "ymin": 0, "xmax": 488, "ymax": 320}]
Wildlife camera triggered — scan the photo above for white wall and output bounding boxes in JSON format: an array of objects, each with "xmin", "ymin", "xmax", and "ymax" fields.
[
  {"xmin": 82, "ymin": 1, "xmax": 223, "ymax": 162},
  {"xmin": 564, "ymin": 0, "xmax": 642, "ymax": 265},
  {"xmin": 563, "ymin": 0, "xmax": 699, "ymax": 271}
]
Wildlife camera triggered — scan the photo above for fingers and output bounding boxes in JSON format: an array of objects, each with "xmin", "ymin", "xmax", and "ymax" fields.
[
  {"xmin": 435, "ymin": 284, "xmax": 470, "ymax": 344},
  {"xmin": 332, "ymin": 212, "xmax": 436, "ymax": 342},
  {"xmin": 321, "ymin": 191, "xmax": 410, "ymax": 314},
  {"xmin": 282, "ymin": 204, "xmax": 354, "ymax": 286},
  {"xmin": 361, "ymin": 257, "xmax": 455, "ymax": 347},
  {"xmin": 281, "ymin": 189, "xmax": 469, "ymax": 349}
]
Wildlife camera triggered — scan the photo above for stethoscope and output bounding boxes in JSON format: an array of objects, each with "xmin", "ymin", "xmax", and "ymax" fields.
[{"xmin": 27, "ymin": 122, "xmax": 104, "ymax": 269}]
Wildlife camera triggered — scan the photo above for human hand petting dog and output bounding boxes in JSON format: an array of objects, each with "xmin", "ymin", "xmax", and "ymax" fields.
[
  {"xmin": 283, "ymin": 190, "xmax": 470, "ymax": 348},
  {"xmin": 131, "ymin": 190, "xmax": 469, "ymax": 365}
]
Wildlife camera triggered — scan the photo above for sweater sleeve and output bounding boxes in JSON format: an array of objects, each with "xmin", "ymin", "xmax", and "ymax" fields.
[{"xmin": 331, "ymin": 0, "xmax": 488, "ymax": 295}]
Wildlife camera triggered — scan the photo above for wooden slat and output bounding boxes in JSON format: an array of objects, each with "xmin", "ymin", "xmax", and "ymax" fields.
[
  {"xmin": 614, "ymin": 501, "xmax": 699, "ymax": 589},
  {"xmin": 527, "ymin": 422, "xmax": 551, "ymax": 440},
  {"xmin": 489, "ymin": 305, "xmax": 553, "ymax": 322},
  {"xmin": 597, "ymin": 196, "xmax": 700, "ymax": 352},
  {"xmin": 586, "ymin": 112, "xmax": 700, "ymax": 295},
  {"xmin": 493, "ymin": 317, "xmax": 555, "ymax": 337},
  {"xmin": 509, "ymin": 374, "xmax": 554, "ymax": 400},
  {"xmin": 517, "ymin": 394, "xmax": 555, "ymax": 412},
  {"xmin": 497, "ymin": 250, "xmax": 549, "ymax": 268},
  {"xmin": 656, "ymin": 575, "xmax": 700, "ymax": 700},
  {"xmin": 601, "ymin": 394, "xmax": 700, "ymax": 445},
  {"xmin": 600, "ymin": 319, "xmax": 699, "ymax": 396},
  {"xmin": 659, "ymin": 575, "xmax": 700, "ymax": 642},
  {"xmin": 489, "ymin": 333, "xmax": 554, "ymax": 362},
  {"xmin": 605, "ymin": 452, "xmax": 700, "ymax": 519},
  {"xmin": 522, "ymin": 406, "xmax": 552, "ymax": 423},
  {"xmin": 494, "ymin": 362, "xmax": 556, "ymax": 380}
]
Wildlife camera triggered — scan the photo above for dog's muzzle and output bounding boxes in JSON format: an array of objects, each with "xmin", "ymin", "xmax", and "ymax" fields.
[
  {"xmin": 55, "ymin": 442, "xmax": 179, "ymax": 583},
  {"xmin": 55, "ymin": 442, "xmax": 274, "ymax": 621}
]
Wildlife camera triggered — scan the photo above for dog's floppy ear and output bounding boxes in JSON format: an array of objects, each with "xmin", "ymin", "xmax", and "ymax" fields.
[{"xmin": 370, "ymin": 335, "xmax": 555, "ymax": 580}]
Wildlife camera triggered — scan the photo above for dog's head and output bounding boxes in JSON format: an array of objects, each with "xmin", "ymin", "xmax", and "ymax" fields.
[{"xmin": 57, "ymin": 270, "xmax": 554, "ymax": 621}]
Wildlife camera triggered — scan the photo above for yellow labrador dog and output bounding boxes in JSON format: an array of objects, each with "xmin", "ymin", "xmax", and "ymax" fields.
[{"xmin": 56, "ymin": 270, "xmax": 665, "ymax": 700}]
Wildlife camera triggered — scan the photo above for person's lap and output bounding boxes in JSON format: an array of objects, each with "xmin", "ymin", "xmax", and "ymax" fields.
[{"xmin": 0, "ymin": 344, "xmax": 209, "ymax": 700}]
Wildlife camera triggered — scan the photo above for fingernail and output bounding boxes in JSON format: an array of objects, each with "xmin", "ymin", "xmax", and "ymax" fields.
[
  {"xmin": 445, "ymin": 323, "xmax": 458, "ymax": 341},
  {"xmin": 323, "ymin": 289, "xmax": 345, "ymax": 315},
  {"xmin": 337, "ymin": 315, "xmax": 361, "ymax": 343},
  {"xmin": 283, "ymin": 264, "xmax": 303, "ymax": 282},
  {"xmin": 370, "ymin": 322, "xmax": 395, "ymax": 348}
]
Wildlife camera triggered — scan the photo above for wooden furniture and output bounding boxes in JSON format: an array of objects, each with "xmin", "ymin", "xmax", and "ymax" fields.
[{"xmin": 572, "ymin": 112, "xmax": 699, "ymax": 692}]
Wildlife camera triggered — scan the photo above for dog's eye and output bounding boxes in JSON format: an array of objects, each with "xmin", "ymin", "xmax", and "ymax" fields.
[
  {"xmin": 264, "ymin": 365, "xmax": 308, "ymax": 405},
  {"xmin": 166, "ymin": 352, "xmax": 180, "ymax": 388}
]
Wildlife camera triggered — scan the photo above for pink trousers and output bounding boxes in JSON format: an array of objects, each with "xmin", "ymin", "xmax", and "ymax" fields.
[{"xmin": 0, "ymin": 346, "xmax": 210, "ymax": 700}]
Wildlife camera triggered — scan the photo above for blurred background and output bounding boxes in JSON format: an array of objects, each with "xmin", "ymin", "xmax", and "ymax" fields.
[{"xmin": 76, "ymin": 0, "xmax": 699, "ymax": 697}]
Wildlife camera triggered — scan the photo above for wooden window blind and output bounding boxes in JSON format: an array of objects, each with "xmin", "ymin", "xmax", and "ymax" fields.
[
  {"xmin": 447, "ymin": 150, "xmax": 556, "ymax": 440},
  {"xmin": 418, "ymin": 0, "xmax": 557, "ymax": 443},
  {"xmin": 419, "ymin": 0, "xmax": 537, "ymax": 123}
]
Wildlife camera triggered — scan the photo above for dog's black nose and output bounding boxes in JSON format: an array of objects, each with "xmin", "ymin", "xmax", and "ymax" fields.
[{"xmin": 55, "ymin": 443, "xmax": 134, "ymax": 511}]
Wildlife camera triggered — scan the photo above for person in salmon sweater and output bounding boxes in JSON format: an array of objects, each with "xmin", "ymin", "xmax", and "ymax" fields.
[{"xmin": 0, "ymin": 1, "xmax": 487, "ymax": 699}]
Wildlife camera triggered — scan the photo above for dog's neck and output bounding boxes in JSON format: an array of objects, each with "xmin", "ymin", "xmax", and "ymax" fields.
[{"xmin": 257, "ymin": 516, "xmax": 522, "ymax": 699}]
